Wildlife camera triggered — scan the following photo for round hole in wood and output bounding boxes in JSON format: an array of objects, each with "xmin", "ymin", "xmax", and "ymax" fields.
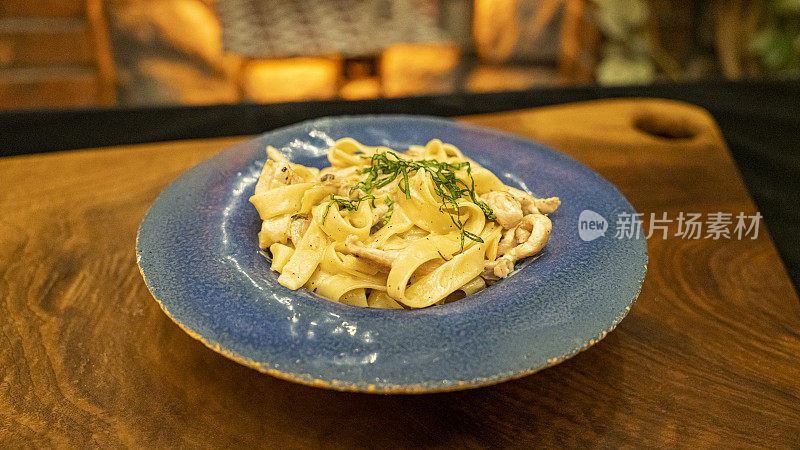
[{"xmin": 633, "ymin": 111, "xmax": 700, "ymax": 140}]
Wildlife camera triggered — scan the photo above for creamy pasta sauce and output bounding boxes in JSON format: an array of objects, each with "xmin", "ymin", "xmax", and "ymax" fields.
[{"xmin": 250, "ymin": 138, "xmax": 560, "ymax": 309}]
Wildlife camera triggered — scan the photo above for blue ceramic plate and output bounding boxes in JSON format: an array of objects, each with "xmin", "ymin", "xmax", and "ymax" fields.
[{"xmin": 136, "ymin": 115, "xmax": 647, "ymax": 393}]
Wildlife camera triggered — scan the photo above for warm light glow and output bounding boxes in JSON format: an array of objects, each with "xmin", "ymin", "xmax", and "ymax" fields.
[
  {"xmin": 340, "ymin": 77, "xmax": 381, "ymax": 100},
  {"xmin": 380, "ymin": 43, "xmax": 460, "ymax": 98},
  {"xmin": 243, "ymin": 57, "xmax": 341, "ymax": 103}
]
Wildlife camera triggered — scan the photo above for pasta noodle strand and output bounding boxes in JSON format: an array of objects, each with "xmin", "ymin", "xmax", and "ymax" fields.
[{"xmin": 250, "ymin": 138, "xmax": 560, "ymax": 309}]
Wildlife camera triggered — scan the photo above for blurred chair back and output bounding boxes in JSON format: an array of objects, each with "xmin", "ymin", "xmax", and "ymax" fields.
[{"xmin": 0, "ymin": 0, "xmax": 115, "ymax": 110}]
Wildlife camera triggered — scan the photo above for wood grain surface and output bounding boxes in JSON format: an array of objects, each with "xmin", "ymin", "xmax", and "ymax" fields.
[{"xmin": 1, "ymin": 99, "xmax": 798, "ymax": 448}]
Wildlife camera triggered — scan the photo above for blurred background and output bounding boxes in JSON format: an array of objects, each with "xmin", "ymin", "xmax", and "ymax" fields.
[{"xmin": 1, "ymin": 0, "xmax": 798, "ymax": 110}]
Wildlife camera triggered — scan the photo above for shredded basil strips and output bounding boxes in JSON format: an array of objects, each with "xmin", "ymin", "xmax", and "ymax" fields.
[{"xmin": 323, "ymin": 151, "xmax": 496, "ymax": 249}]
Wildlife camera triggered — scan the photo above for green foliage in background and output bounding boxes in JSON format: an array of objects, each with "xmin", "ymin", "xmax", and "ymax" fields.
[
  {"xmin": 594, "ymin": 0, "xmax": 655, "ymax": 85},
  {"xmin": 594, "ymin": 0, "xmax": 800, "ymax": 83},
  {"xmin": 752, "ymin": 0, "xmax": 800, "ymax": 76}
]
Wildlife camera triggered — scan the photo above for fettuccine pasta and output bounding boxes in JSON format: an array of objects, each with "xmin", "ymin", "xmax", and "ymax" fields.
[{"xmin": 250, "ymin": 138, "xmax": 560, "ymax": 309}]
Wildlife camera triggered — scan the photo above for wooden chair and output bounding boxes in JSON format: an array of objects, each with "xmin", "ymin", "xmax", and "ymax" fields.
[
  {"xmin": 0, "ymin": 0, "xmax": 115, "ymax": 110},
  {"xmin": 473, "ymin": 0, "xmax": 598, "ymax": 84}
]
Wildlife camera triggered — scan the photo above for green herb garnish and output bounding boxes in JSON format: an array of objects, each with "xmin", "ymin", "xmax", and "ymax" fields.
[
  {"xmin": 382, "ymin": 196, "xmax": 394, "ymax": 226},
  {"xmin": 323, "ymin": 150, "xmax": 496, "ymax": 249},
  {"xmin": 322, "ymin": 194, "xmax": 375, "ymax": 223}
]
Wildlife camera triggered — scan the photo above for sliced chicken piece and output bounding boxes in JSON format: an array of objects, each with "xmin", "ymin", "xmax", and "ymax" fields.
[
  {"xmin": 480, "ymin": 191, "xmax": 523, "ymax": 229},
  {"xmin": 502, "ymin": 214, "xmax": 552, "ymax": 262},
  {"xmin": 344, "ymin": 235, "xmax": 398, "ymax": 268},
  {"xmin": 534, "ymin": 197, "xmax": 561, "ymax": 214},
  {"xmin": 506, "ymin": 187, "xmax": 560, "ymax": 216},
  {"xmin": 515, "ymin": 224, "xmax": 531, "ymax": 243},
  {"xmin": 484, "ymin": 213, "xmax": 552, "ymax": 279},
  {"xmin": 254, "ymin": 147, "xmax": 302, "ymax": 194},
  {"xmin": 497, "ymin": 227, "xmax": 517, "ymax": 256},
  {"xmin": 289, "ymin": 214, "xmax": 310, "ymax": 246},
  {"xmin": 482, "ymin": 257, "xmax": 514, "ymax": 280},
  {"xmin": 518, "ymin": 195, "xmax": 540, "ymax": 215}
]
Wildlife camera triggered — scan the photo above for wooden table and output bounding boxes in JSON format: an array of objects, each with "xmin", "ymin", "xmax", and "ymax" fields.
[{"xmin": 1, "ymin": 99, "xmax": 798, "ymax": 447}]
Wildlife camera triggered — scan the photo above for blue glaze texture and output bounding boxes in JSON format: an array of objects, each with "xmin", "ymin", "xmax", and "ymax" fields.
[{"xmin": 136, "ymin": 115, "xmax": 647, "ymax": 392}]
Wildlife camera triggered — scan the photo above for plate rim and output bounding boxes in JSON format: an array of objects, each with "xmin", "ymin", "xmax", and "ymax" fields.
[{"xmin": 136, "ymin": 114, "xmax": 648, "ymax": 394}]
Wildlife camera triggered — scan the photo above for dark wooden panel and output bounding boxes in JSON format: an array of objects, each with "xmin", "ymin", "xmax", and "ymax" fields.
[{"xmin": 0, "ymin": 100, "xmax": 797, "ymax": 447}]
